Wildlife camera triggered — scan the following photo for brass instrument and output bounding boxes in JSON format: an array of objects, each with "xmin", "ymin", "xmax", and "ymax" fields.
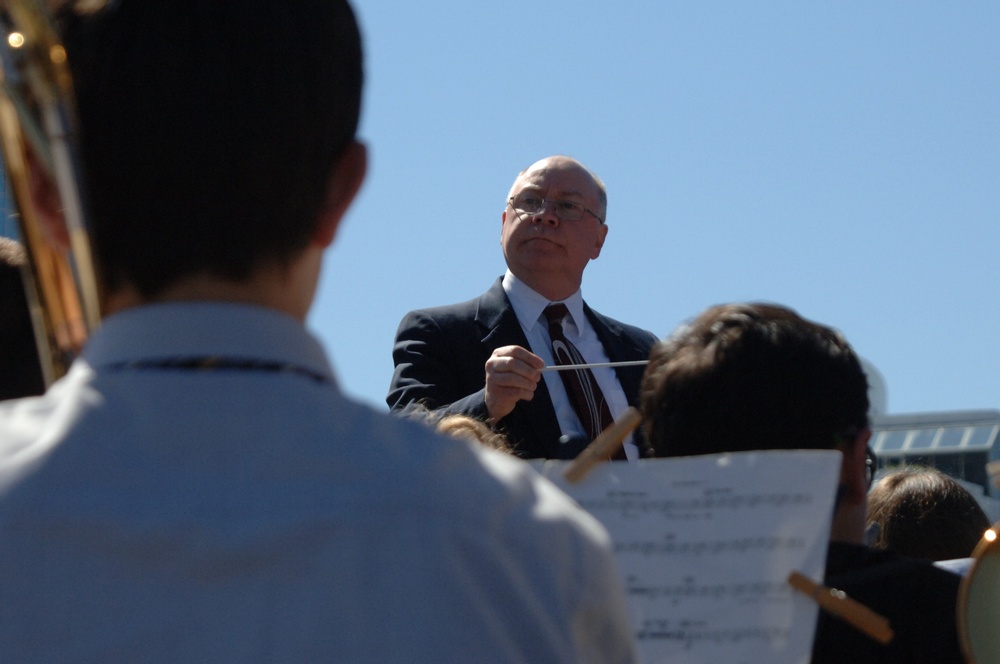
[
  {"xmin": 0, "ymin": 0, "xmax": 100, "ymax": 385},
  {"xmin": 959, "ymin": 523, "xmax": 1000, "ymax": 664}
]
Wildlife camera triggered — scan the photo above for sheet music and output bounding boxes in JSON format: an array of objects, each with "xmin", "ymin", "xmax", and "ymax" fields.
[{"xmin": 538, "ymin": 450, "xmax": 841, "ymax": 664}]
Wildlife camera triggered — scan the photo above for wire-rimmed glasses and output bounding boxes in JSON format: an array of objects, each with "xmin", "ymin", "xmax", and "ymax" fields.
[{"xmin": 508, "ymin": 193, "xmax": 604, "ymax": 224}]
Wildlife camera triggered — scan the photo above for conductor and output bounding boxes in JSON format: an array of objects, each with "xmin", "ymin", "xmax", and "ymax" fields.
[{"xmin": 388, "ymin": 156, "xmax": 657, "ymax": 459}]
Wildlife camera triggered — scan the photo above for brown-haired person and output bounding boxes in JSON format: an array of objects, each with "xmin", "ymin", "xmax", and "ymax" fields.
[
  {"xmin": 436, "ymin": 414, "xmax": 515, "ymax": 454},
  {"xmin": 400, "ymin": 402, "xmax": 515, "ymax": 454},
  {"xmin": 640, "ymin": 303, "xmax": 964, "ymax": 664},
  {"xmin": 0, "ymin": 3, "xmax": 635, "ymax": 662},
  {"xmin": 868, "ymin": 467, "xmax": 991, "ymax": 561}
]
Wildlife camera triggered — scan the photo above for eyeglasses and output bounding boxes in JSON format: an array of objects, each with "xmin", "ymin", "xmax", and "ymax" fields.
[
  {"xmin": 865, "ymin": 445, "xmax": 878, "ymax": 490},
  {"xmin": 833, "ymin": 429, "xmax": 877, "ymax": 490},
  {"xmin": 508, "ymin": 194, "xmax": 604, "ymax": 224}
]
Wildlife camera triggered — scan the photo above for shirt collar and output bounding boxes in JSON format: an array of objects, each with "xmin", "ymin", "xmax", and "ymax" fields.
[
  {"xmin": 502, "ymin": 270, "xmax": 586, "ymax": 333},
  {"xmin": 83, "ymin": 301, "xmax": 336, "ymax": 384}
]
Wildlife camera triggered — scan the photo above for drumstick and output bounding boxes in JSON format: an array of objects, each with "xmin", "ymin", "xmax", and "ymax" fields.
[
  {"xmin": 542, "ymin": 360, "xmax": 649, "ymax": 372},
  {"xmin": 788, "ymin": 571, "xmax": 894, "ymax": 645},
  {"xmin": 563, "ymin": 407, "xmax": 642, "ymax": 484}
]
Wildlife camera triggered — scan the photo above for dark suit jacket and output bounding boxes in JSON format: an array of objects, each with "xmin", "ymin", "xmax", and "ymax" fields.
[
  {"xmin": 812, "ymin": 542, "xmax": 964, "ymax": 664},
  {"xmin": 387, "ymin": 278, "xmax": 658, "ymax": 459}
]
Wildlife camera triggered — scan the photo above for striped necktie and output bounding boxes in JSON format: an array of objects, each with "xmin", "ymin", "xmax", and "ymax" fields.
[{"xmin": 544, "ymin": 304, "xmax": 622, "ymax": 459}]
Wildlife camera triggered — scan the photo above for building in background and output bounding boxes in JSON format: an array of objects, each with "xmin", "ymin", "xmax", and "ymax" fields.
[
  {"xmin": 866, "ymin": 357, "xmax": 1000, "ymax": 521},
  {"xmin": 871, "ymin": 411, "xmax": 1000, "ymax": 522}
]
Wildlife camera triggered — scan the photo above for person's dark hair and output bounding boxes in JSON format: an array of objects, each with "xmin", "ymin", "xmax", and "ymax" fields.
[
  {"xmin": 0, "ymin": 238, "xmax": 45, "ymax": 399},
  {"xmin": 641, "ymin": 303, "xmax": 869, "ymax": 458},
  {"xmin": 867, "ymin": 467, "xmax": 991, "ymax": 561},
  {"xmin": 61, "ymin": 0, "xmax": 363, "ymax": 297}
]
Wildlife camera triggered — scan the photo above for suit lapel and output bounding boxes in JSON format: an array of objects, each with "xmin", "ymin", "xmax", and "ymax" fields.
[
  {"xmin": 474, "ymin": 279, "xmax": 561, "ymax": 457},
  {"xmin": 585, "ymin": 304, "xmax": 650, "ymax": 408},
  {"xmin": 585, "ymin": 304, "xmax": 656, "ymax": 457},
  {"xmin": 475, "ymin": 280, "xmax": 527, "ymax": 350}
]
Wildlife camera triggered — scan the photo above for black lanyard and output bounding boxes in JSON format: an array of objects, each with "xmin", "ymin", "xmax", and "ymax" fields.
[{"xmin": 106, "ymin": 357, "xmax": 331, "ymax": 385}]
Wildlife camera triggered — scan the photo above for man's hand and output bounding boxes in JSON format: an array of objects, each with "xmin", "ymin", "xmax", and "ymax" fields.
[{"xmin": 484, "ymin": 345, "xmax": 544, "ymax": 421}]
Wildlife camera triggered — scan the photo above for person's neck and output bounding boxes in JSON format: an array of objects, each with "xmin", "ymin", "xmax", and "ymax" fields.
[
  {"xmin": 104, "ymin": 249, "xmax": 322, "ymax": 322},
  {"xmin": 512, "ymin": 270, "xmax": 581, "ymax": 303},
  {"xmin": 829, "ymin": 499, "xmax": 867, "ymax": 545}
]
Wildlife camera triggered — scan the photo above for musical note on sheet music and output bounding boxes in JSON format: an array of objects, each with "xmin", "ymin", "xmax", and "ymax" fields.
[
  {"xmin": 539, "ymin": 450, "xmax": 842, "ymax": 664},
  {"xmin": 636, "ymin": 620, "xmax": 788, "ymax": 649},
  {"xmin": 616, "ymin": 536, "xmax": 808, "ymax": 557},
  {"xmin": 575, "ymin": 489, "xmax": 815, "ymax": 518}
]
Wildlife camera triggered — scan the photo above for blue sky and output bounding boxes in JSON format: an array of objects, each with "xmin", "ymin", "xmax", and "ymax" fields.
[
  {"xmin": 1, "ymin": 4, "xmax": 995, "ymax": 416},
  {"xmin": 310, "ymin": 1, "xmax": 1000, "ymax": 417}
]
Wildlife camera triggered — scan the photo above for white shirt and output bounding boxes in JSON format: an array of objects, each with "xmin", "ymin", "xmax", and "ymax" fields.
[
  {"xmin": 502, "ymin": 271, "xmax": 638, "ymax": 459},
  {"xmin": 0, "ymin": 302, "xmax": 636, "ymax": 663}
]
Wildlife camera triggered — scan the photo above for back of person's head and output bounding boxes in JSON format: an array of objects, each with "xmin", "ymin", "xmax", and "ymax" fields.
[
  {"xmin": 60, "ymin": 0, "xmax": 363, "ymax": 298},
  {"xmin": 436, "ymin": 414, "xmax": 513, "ymax": 454},
  {"xmin": 867, "ymin": 467, "xmax": 991, "ymax": 561},
  {"xmin": 397, "ymin": 402, "xmax": 514, "ymax": 454},
  {"xmin": 0, "ymin": 238, "xmax": 45, "ymax": 399},
  {"xmin": 641, "ymin": 303, "xmax": 869, "ymax": 458}
]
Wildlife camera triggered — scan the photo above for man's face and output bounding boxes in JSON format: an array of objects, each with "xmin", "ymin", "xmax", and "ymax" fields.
[{"xmin": 500, "ymin": 157, "xmax": 608, "ymax": 299}]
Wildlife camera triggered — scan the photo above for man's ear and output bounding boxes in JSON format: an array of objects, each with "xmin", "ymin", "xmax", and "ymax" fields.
[
  {"xmin": 840, "ymin": 428, "xmax": 872, "ymax": 506},
  {"xmin": 312, "ymin": 140, "xmax": 367, "ymax": 248},
  {"xmin": 591, "ymin": 222, "xmax": 608, "ymax": 259}
]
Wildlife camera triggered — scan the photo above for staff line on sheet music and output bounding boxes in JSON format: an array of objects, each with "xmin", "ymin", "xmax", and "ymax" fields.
[{"xmin": 542, "ymin": 360, "xmax": 650, "ymax": 372}]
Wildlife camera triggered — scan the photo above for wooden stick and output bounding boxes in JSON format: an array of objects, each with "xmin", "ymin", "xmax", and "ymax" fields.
[
  {"xmin": 788, "ymin": 571, "xmax": 894, "ymax": 645},
  {"xmin": 563, "ymin": 407, "xmax": 642, "ymax": 484},
  {"xmin": 542, "ymin": 360, "xmax": 649, "ymax": 372}
]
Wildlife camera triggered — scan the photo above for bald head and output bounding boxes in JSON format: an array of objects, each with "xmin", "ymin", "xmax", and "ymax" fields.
[
  {"xmin": 501, "ymin": 156, "xmax": 609, "ymax": 301},
  {"xmin": 507, "ymin": 156, "xmax": 607, "ymax": 221}
]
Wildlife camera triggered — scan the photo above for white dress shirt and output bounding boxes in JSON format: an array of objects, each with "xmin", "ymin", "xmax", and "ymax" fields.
[
  {"xmin": 0, "ymin": 302, "xmax": 637, "ymax": 663},
  {"xmin": 503, "ymin": 270, "xmax": 638, "ymax": 459}
]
